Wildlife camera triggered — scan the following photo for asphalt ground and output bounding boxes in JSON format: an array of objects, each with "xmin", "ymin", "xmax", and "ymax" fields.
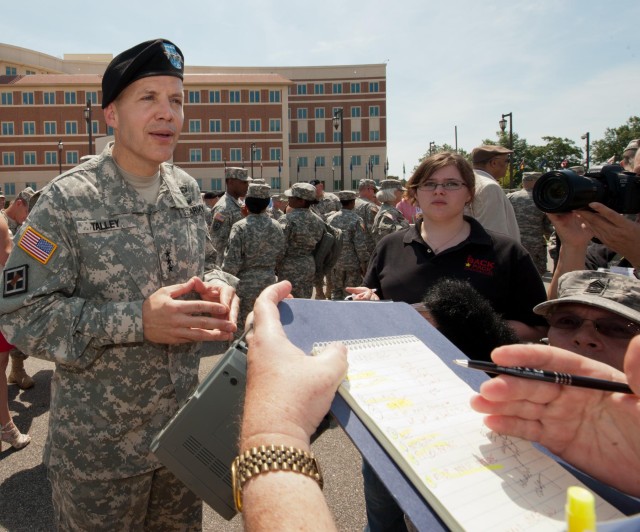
[{"xmin": 0, "ymin": 343, "xmax": 367, "ymax": 532}]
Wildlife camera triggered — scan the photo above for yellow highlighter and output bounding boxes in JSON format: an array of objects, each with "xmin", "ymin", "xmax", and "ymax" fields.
[{"xmin": 566, "ymin": 486, "xmax": 596, "ymax": 532}]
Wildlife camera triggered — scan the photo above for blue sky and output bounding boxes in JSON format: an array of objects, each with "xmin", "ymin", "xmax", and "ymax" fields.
[{"xmin": 5, "ymin": 0, "xmax": 639, "ymax": 176}]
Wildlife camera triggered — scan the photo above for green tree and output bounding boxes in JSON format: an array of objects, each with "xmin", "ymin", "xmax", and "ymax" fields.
[
  {"xmin": 413, "ymin": 143, "xmax": 469, "ymax": 173},
  {"xmin": 526, "ymin": 136, "xmax": 582, "ymax": 172},
  {"xmin": 591, "ymin": 116, "xmax": 640, "ymax": 163},
  {"xmin": 481, "ymin": 132, "xmax": 530, "ymax": 189}
]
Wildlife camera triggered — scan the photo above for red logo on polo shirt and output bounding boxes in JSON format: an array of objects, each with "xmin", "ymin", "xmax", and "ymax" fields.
[{"xmin": 464, "ymin": 255, "xmax": 495, "ymax": 276}]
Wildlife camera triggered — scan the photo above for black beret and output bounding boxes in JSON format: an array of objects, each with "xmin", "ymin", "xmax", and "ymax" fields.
[{"xmin": 102, "ymin": 39, "xmax": 184, "ymax": 109}]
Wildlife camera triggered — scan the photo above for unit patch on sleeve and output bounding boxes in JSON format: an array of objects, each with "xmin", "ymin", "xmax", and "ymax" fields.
[
  {"xmin": 18, "ymin": 226, "xmax": 58, "ymax": 265},
  {"xmin": 3, "ymin": 265, "xmax": 28, "ymax": 297}
]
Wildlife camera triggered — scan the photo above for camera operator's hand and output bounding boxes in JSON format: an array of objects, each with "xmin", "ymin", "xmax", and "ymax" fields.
[{"xmin": 577, "ymin": 203, "xmax": 640, "ymax": 268}]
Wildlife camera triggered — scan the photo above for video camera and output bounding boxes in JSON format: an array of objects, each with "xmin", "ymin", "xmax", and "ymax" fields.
[{"xmin": 532, "ymin": 164, "xmax": 640, "ymax": 214}]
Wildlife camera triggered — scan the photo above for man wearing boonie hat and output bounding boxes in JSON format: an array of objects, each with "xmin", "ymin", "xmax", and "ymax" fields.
[
  {"xmin": 533, "ymin": 270, "xmax": 640, "ymax": 371},
  {"xmin": 0, "ymin": 38, "xmax": 240, "ymax": 529},
  {"xmin": 507, "ymin": 172, "xmax": 552, "ymax": 275},
  {"xmin": 210, "ymin": 166, "xmax": 251, "ymax": 265},
  {"xmin": 327, "ymin": 191, "xmax": 370, "ymax": 299},
  {"xmin": 277, "ymin": 183, "xmax": 326, "ymax": 298},
  {"xmin": 355, "ymin": 178, "xmax": 380, "ymax": 255},
  {"xmin": 371, "ymin": 179, "xmax": 409, "ymax": 244},
  {"xmin": 468, "ymin": 144, "xmax": 521, "ymax": 242},
  {"xmin": 222, "ymin": 183, "xmax": 285, "ymax": 330}
]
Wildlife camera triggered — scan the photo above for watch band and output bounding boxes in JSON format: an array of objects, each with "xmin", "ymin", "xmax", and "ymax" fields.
[{"xmin": 231, "ymin": 444, "xmax": 323, "ymax": 512}]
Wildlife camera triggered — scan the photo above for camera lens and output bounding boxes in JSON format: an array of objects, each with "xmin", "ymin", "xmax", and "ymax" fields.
[
  {"xmin": 535, "ymin": 177, "xmax": 569, "ymax": 211},
  {"xmin": 533, "ymin": 170, "xmax": 606, "ymax": 213}
]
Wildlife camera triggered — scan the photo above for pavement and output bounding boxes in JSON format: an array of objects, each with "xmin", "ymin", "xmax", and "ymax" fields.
[{"xmin": 0, "ymin": 344, "xmax": 367, "ymax": 532}]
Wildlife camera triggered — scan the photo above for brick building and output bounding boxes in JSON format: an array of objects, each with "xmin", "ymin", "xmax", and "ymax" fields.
[{"xmin": 0, "ymin": 43, "xmax": 386, "ymax": 197}]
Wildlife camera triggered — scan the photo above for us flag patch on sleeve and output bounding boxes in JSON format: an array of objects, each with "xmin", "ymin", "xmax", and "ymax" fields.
[
  {"xmin": 3, "ymin": 265, "xmax": 28, "ymax": 296},
  {"xmin": 18, "ymin": 226, "xmax": 58, "ymax": 265}
]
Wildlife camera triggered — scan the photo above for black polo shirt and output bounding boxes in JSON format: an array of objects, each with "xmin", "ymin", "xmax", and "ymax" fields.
[{"xmin": 363, "ymin": 216, "xmax": 547, "ymax": 326}]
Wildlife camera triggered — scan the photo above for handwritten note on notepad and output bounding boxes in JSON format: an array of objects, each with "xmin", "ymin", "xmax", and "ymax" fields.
[{"xmin": 313, "ymin": 335, "xmax": 624, "ymax": 531}]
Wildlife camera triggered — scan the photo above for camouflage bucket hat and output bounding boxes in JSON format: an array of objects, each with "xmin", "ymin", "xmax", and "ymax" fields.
[{"xmin": 284, "ymin": 183, "xmax": 316, "ymax": 202}]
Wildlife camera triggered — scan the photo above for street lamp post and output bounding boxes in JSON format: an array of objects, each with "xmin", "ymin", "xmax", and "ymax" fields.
[
  {"xmin": 581, "ymin": 132, "xmax": 590, "ymax": 172},
  {"xmin": 250, "ymin": 143, "xmax": 256, "ymax": 178},
  {"xmin": 333, "ymin": 108, "xmax": 344, "ymax": 191},
  {"xmin": 84, "ymin": 100, "xmax": 93, "ymax": 155},
  {"xmin": 57, "ymin": 139, "xmax": 63, "ymax": 174},
  {"xmin": 499, "ymin": 112, "xmax": 513, "ymax": 188}
]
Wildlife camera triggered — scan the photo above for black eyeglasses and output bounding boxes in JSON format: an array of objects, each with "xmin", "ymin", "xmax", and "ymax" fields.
[
  {"xmin": 547, "ymin": 312, "xmax": 640, "ymax": 339},
  {"xmin": 417, "ymin": 181, "xmax": 467, "ymax": 191}
]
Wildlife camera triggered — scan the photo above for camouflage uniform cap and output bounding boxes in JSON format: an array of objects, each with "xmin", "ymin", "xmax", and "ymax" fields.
[
  {"xmin": 284, "ymin": 183, "xmax": 317, "ymax": 202},
  {"xmin": 358, "ymin": 178, "xmax": 378, "ymax": 191},
  {"xmin": 336, "ymin": 190, "xmax": 357, "ymax": 201},
  {"xmin": 225, "ymin": 167, "xmax": 250, "ymax": 181},
  {"xmin": 522, "ymin": 172, "xmax": 542, "ymax": 182},
  {"xmin": 250, "ymin": 178, "xmax": 266, "ymax": 185},
  {"xmin": 623, "ymin": 139, "xmax": 639, "ymax": 157},
  {"xmin": 380, "ymin": 179, "xmax": 405, "ymax": 191},
  {"xmin": 17, "ymin": 187, "xmax": 41, "ymax": 211},
  {"xmin": 246, "ymin": 183, "xmax": 271, "ymax": 199},
  {"xmin": 534, "ymin": 270, "xmax": 640, "ymax": 324},
  {"xmin": 271, "ymin": 193, "xmax": 288, "ymax": 202}
]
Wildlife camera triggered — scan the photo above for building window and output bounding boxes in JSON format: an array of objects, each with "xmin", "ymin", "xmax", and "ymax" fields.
[
  {"xmin": 332, "ymin": 155, "xmax": 341, "ymax": 167},
  {"xmin": 230, "ymin": 148, "xmax": 242, "ymax": 162},
  {"xmin": 45, "ymin": 152, "xmax": 58, "ymax": 165},
  {"xmin": 229, "ymin": 90, "xmax": 241, "ymax": 103},
  {"xmin": 333, "ymin": 131, "xmax": 341, "ymax": 142},
  {"xmin": 249, "ymin": 90, "xmax": 260, "ymax": 103},
  {"xmin": 2, "ymin": 152, "xmax": 15, "ymax": 166},
  {"xmin": 297, "ymin": 132, "xmax": 308, "ymax": 143},
  {"xmin": 253, "ymin": 148, "xmax": 262, "ymax": 161},
  {"xmin": 351, "ymin": 107, "xmax": 361, "ymax": 118},
  {"xmin": 66, "ymin": 151, "xmax": 79, "ymax": 165},
  {"xmin": 315, "ymin": 108, "xmax": 325, "ymax": 119},
  {"xmin": 369, "ymin": 106, "xmax": 380, "ymax": 117},
  {"xmin": 107, "ymin": 125, "xmax": 114, "ymax": 135},
  {"xmin": 369, "ymin": 130, "xmax": 380, "ymax": 141},
  {"xmin": 5, "ymin": 67, "xmax": 17, "ymax": 76},
  {"xmin": 44, "ymin": 122, "xmax": 57, "ymax": 135},
  {"xmin": 65, "ymin": 121, "xmax": 78, "ymax": 135},
  {"xmin": 350, "ymin": 82, "xmax": 361, "ymax": 93},
  {"xmin": 298, "ymin": 157, "xmax": 308, "ymax": 168},
  {"xmin": 189, "ymin": 119, "xmax": 201, "ymax": 133},
  {"xmin": 1, "ymin": 93, "xmax": 13, "ymax": 105},
  {"xmin": 25, "ymin": 181, "xmax": 37, "ymax": 189},
  {"xmin": 352, "ymin": 155, "xmax": 362, "ymax": 166},
  {"xmin": 269, "ymin": 119, "xmax": 281, "ymax": 132},
  {"xmin": 188, "ymin": 91, "xmax": 201, "ymax": 104},
  {"xmin": 4, "ymin": 183, "xmax": 15, "ymax": 196},
  {"xmin": 91, "ymin": 121, "xmax": 99, "ymax": 135},
  {"xmin": 351, "ymin": 131, "xmax": 362, "ymax": 142},
  {"xmin": 86, "ymin": 91, "xmax": 98, "ymax": 104},
  {"xmin": 210, "ymin": 148, "xmax": 222, "ymax": 162},
  {"xmin": 332, "ymin": 83, "xmax": 343, "ymax": 94},
  {"xmin": 229, "ymin": 119, "xmax": 241, "ymax": 132},
  {"xmin": 369, "ymin": 81, "xmax": 380, "ymax": 92},
  {"xmin": 297, "ymin": 84, "xmax": 307, "ymax": 95},
  {"xmin": 270, "ymin": 148, "xmax": 281, "ymax": 161},
  {"xmin": 315, "ymin": 156, "xmax": 325, "ymax": 167},
  {"xmin": 189, "ymin": 149, "xmax": 202, "ymax": 162},
  {"xmin": 315, "ymin": 132, "xmax": 325, "ymax": 143},
  {"xmin": 209, "ymin": 90, "xmax": 221, "ymax": 103},
  {"xmin": 23, "ymin": 122, "xmax": 35, "ymax": 135},
  {"xmin": 271, "ymin": 177, "xmax": 281, "ymax": 190},
  {"xmin": 269, "ymin": 90, "xmax": 281, "ymax": 103},
  {"xmin": 22, "ymin": 92, "xmax": 34, "ymax": 105},
  {"xmin": 43, "ymin": 92, "xmax": 55, "ymax": 105},
  {"xmin": 210, "ymin": 178, "xmax": 223, "ymax": 191},
  {"xmin": 370, "ymin": 155, "xmax": 380, "ymax": 166},
  {"xmin": 24, "ymin": 152, "xmax": 36, "ymax": 165},
  {"xmin": 64, "ymin": 92, "xmax": 77, "ymax": 105},
  {"xmin": 249, "ymin": 119, "xmax": 261, "ymax": 132},
  {"xmin": 297, "ymin": 108, "xmax": 308, "ymax": 120},
  {"xmin": 1, "ymin": 122, "xmax": 15, "ymax": 135},
  {"xmin": 314, "ymin": 83, "xmax": 324, "ymax": 94},
  {"xmin": 209, "ymin": 119, "xmax": 221, "ymax": 133}
]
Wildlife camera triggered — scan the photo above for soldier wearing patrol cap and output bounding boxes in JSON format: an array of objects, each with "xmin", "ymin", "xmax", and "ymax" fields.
[
  {"xmin": 222, "ymin": 183, "xmax": 285, "ymax": 330},
  {"xmin": 371, "ymin": 179, "xmax": 409, "ymax": 244},
  {"xmin": 268, "ymin": 193, "xmax": 287, "ymax": 221},
  {"xmin": 327, "ymin": 191, "xmax": 370, "ymax": 299},
  {"xmin": 622, "ymin": 139, "xmax": 639, "ymax": 171},
  {"xmin": 355, "ymin": 178, "xmax": 380, "ymax": 255},
  {"xmin": 0, "ymin": 38, "xmax": 239, "ymax": 529},
  {"xmin": 277, "ymin": 183, "xmax": 326, "ymax": 298},
  {"xmin": 210, "ymin": 166, "xmax": 251, "ymax": 265},
  {"xmin": 507, "ymin": 172, "xmax": 553, "ymax": 275}
]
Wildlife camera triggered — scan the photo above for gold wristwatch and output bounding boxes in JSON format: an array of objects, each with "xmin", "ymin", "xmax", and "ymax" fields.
[{"xmin": 231, "ymin": 444, "xmax": 323, "ymax": 512}]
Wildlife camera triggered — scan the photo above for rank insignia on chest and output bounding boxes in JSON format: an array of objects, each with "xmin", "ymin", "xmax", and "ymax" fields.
[
  {"xmin": 18, "ymin": 226, "xmax": 58, "ymax": 265},
  {"xmin": 3, "ymin": 265, "xmax": 28, "ymax": 297}
]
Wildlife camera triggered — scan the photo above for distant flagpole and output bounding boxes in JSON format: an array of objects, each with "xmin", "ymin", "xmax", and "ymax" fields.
[
  {"xmin": 278, "ymin": 159, "xmax": 282, "ymax": 189},
  {"xmin": 349, "ymin": 156, "xmax": 353, "ymax": 184},
  {"xmin": 403, "ymin": 162, "xmax": 406, "ymax": 180},
  {"xmin": 384, "ymin": 157, "xmax": 389, "ymax": 177}
]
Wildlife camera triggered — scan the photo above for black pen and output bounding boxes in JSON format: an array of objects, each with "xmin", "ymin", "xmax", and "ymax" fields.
[{"xmin": 453, "ymin": 359, "xmax": 634, "ymax": 394}]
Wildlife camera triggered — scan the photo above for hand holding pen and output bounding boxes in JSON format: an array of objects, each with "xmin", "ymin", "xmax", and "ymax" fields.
[
  {"xmin": 344, "ymin": 287, "xmax": 379, "ymax": 301},
  {"xmin": 469, "ymin": 338, "xmax": 640, "ymax": 498}
]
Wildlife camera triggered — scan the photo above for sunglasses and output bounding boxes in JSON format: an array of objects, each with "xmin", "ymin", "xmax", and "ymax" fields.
[{"xmin": 547, "ymin": 312, "xmax": 640, "ymax": 339}]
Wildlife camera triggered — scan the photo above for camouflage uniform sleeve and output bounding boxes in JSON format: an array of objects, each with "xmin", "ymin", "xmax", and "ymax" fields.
[
  {"xmin": 221, "ymin": 223, "xmax": 243, "ymax": 277},
  {"xmin": 0, "ymin": 191, "xmax": 144, "ymax": 369},
  {"xmin": 354, "ymin": 216, "xmax": 370, "ymax": 265}
]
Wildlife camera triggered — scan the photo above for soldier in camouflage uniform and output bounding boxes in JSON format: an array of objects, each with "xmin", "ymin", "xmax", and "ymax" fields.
[
  {"xmin": 327, "ymin": 191, "xmax": 370, "ymax": 300},
  {"xmin": 0, "ymin": 39, "xmax": 239, "ymax": 530},
  {"xmin": 222, "ymin": 183, "xmax": 285, "ymax": 330},
  {"xmin": 507, "ymin": 172, "xmax": 553, "ymax": 275},
  {"xmin": 277, "ymin": 183, "xmax": 326, "ymax": 299},
  {"xmin": 268, "ymin": 193, "xmax": 287, "ymax": 221},
  {"xmin": 371, "ymin": 179, "xmax": 409, "ymax": 244},
  {"xmin": 355, "ymin": 178, "xmax": 380, "ymax": 256},
  {"xmin": 210, "ymin": 167, "xmax": 250, "ymax": 265}
]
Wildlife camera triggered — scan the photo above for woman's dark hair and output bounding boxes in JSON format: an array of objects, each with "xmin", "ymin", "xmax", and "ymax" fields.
[
  {"xmin": 245, "ymin": 197, "xmax": 270, "ymax": 214},
  {"xmin": 405, "ymin": 152, "xmax": 475, "ymax": 205}
]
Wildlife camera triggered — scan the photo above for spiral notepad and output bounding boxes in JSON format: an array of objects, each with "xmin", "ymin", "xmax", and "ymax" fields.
[{"xmin": 312, "ymin": 335, "xmax": 624, "ymax": 531}]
